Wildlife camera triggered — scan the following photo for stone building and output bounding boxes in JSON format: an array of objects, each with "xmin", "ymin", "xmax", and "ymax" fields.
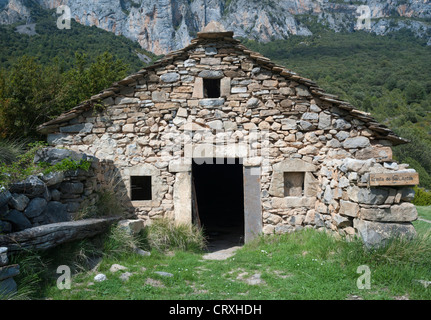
[{"xmin": 37, "ymin": 22, "xmax": 419, "ymax": 247}]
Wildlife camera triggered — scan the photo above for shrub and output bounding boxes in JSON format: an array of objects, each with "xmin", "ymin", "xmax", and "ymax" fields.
[
  {"xmin": 0, "ymin": 139, "xmax": 27, "ymax": 165},
  {"xmin": 413, "ymin": 186, "xmax": 431, "ymax": 206},
  {"xmin": 103, "ymin": 224, "xmax": 145, "ymax": 258}
]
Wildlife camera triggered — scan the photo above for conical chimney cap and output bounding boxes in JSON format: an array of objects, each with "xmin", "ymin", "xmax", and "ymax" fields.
[{"xmin": 197, "ymin": 21, "xmax": 233, "ymax": 39}]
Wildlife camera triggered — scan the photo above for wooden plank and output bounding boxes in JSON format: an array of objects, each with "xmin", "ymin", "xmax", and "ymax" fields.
[{"xmin": 369, "ymin": 172, "xmax": 419, "ymax": 186}]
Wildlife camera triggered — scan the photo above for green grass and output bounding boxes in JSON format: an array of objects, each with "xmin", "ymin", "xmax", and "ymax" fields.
[{"xmin": 36, "ymin": 214, "xmax": 431, "ymax": 300}]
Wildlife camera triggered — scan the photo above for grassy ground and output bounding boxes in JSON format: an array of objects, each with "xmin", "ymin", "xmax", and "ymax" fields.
[{"xmin": 33, "ymin": 208, "xmax": 431, "ymax": 301}]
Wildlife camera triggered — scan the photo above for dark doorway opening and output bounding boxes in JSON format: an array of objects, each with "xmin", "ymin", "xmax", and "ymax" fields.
[{"xmin": 192, "ymin": 158, "xmax": 244, "ymax": 247}]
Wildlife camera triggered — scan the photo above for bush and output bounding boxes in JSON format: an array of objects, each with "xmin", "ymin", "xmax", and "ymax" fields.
[{"xmin": 413, "ymin": 186, "xmax": 431, "ymax": 206}]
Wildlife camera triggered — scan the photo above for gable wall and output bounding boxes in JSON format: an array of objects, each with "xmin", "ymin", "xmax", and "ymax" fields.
[{"xmin": 46, "ymin": 38, "xmax": 417, "ymax": 242}]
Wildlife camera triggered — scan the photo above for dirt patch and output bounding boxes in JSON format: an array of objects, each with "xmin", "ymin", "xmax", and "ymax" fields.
[
  {"xmin": 145, "ymin": 278, "xmax": 165, "ymax": 288},
  {"xmin": 236, "ymin": 272, "xmax": 266, "ymax": 286}
]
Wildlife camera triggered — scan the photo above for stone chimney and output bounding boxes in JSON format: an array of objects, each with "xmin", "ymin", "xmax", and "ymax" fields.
[{"xmin": 197, "ymin": 21, "xmax": 233, "ymax": 39}]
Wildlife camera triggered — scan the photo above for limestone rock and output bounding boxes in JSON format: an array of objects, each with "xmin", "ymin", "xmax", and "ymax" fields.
[
  {"xmin": 339, "ymin": 200, "xmax": 359, "ymax": 218},
  {"xmin": 117, "ymin": 219, "xmax": 144, "ymax": 235},
  {"xmin": 342, "ymin": 136, "xmax": 370, "ymax": 149},
  {"xmin": 9, "ymin": 176, "xmax": 46, "ymax": 198},
  {"xmin": 359, "ymin": 203, "xmax": 418, "ymax": 222},
  {"xmin": 8, "ymin": 193, "xmax": 30, "ymax": 211},
  {"xmin": 160, "ymin": 72, "xmax": 180, "ymax": 83},
  {"xmin": 353, "ymin": 219, "xmax": 416, "ymax": 248},
  {"xmin": 24, "ymin": 198, "xmax": 47, "ymax": 219},
  {"xmin": 94, "ymin": 273, "xmax": 107, "ymax": 282}
]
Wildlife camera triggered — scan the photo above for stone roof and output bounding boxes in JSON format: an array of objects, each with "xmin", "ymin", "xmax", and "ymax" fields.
[{"xmin": 37, "ymin": 25, "xmax": 408, "ymax": 145}]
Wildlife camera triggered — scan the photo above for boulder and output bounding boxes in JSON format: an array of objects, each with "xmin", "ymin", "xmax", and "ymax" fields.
[
  {"xmin": 0, "ymin": 190, "xmax": 12, "ymax": 208},
  {"xmin": 353, "ymin": 219, "xmax": 416, "ymax": 248},
  {"xmin": 1, "ymin": 209, "xmax": 32, "ymax": 231},
  {"xmin": 24, "ymin": 198, "xmax": 47, "ymax": 219},
  {"xmin": 9, "ymin": 176, "xmax": 47, "ymax": 198},
  {"xmin": 43, "ymin": 202, "xmax": 69, "ymax": 224},
  {"xmin": 8, "ymin": 193, "xmax": 30, "ymax": 211}
]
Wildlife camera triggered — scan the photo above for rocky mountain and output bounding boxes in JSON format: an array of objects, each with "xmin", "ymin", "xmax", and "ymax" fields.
[{"xmin": 1, "ymin": 0, "xmax": 430, "ymax": 54}]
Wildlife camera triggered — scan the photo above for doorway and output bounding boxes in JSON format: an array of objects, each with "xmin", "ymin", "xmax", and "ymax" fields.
[{"xmin": 192, "ymin": 158, "xmax": 244, "ymax": 246}]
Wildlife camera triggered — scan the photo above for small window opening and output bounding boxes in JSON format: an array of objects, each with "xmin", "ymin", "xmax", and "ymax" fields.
[
  {"xmin": 284, "ymin": 172, "xmax": 305, "ymax": 197},
  {"xmin": 131, "ymin": 176, "xmax": 152, "ymax": 200},
  {"xmin": 203, "ymin": 78, "xmax": 220, "ymax": 98}
]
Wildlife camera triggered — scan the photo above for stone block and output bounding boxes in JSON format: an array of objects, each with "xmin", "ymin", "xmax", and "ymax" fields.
[
  {"xmin": 359, "ymin": 203, "xmax": 418, "ymax": 222},
  {"xmin": 8, "ymin": 193, "xmax": 30, "ymax": 211},
  {"xmin": 355, "ymin": 146, "xmax": 393, "ymax": 162},
  {"xmin": 0, "ymin": 190, "xmax": 12, "ymax": 208},
  {"xmin": 198, "ymin": 70, "xmax": 224, "ymax": 79},
  {"xmin": 333, "ymin": 214, "xmax": 352, "ymax": 227},
  {"xmin": 199, "ymin": 98, "xmax": 225, "ymax": 107},
  {"xmin": 353, "ymin": 219, "xmax": 416, "ymax": 248},
  {"xmin": 1, "ymin": 209, "xmax": 32, "ymax": 231},
  {"xmin": 60, "ymin": 182, "xmax": 84, "ymax": 194},
  {"xmin": 24, "ymin": 198, "xmax": 47, "ymax": 219},
  {"xmin": 339, "ymin": 200, "xmax": 359, "ymax": 217},
  {"xmin": 0, "ymin": 277, "xmax": 17, "ymax": 297},
  {"xmin": 117, "ymin": 219, "xmax": 145, "ymax": 235},
  {"xmin": 0, "ymin": 247, "xmax": 8, "ymax": 266},
  {"xmin": 357, "ymin": 188, "xmax": 389, "ymax": 205},
  {"xmin": 40, "ymin": 171, "xmax": 65, "ymax": 187},
  {"xmin": 160, "ymin": 72, "xmax": 180, "ymax": 83},
  {"xmin": 342, "ymin": 136, "xmax": 370, "ymax": 149},
  {"xmin": 9, "ymin": 176, "xmax": 46, "ymax": 198},
  {"xmin": 0, "ymin": 264, "xmax": 20, "ymax": 281},
  {"xmin": 272, "ymin": 197, "xmax": 316, "ymax": 209}
]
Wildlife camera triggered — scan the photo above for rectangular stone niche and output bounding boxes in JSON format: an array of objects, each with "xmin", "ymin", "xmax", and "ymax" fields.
[{"xmin": 284, "ymin": 172, "xmax": 305, "ymax": 197}]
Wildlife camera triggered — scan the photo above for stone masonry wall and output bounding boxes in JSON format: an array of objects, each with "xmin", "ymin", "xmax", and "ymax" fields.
[
  {"xmin": 41, "ymin": 35, "xmax": 418, "ymax": 245},
  {"xmin": 0, "ymin": 148, "xmax": 120, "ymax": 234}
]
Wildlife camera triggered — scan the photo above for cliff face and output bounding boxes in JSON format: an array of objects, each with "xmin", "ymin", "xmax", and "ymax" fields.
[{"xmin": 1, "ymin": 0, "xmax": 430, "ymax": 54}]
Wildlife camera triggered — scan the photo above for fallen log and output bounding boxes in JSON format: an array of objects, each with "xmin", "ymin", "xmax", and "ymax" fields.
[{"xmin": 0, "ymin": 218, "xmax": 119, "ymax": 253}]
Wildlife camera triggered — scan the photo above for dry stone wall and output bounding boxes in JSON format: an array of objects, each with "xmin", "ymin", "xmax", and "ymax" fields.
[
  {"xmin": 39, "ymin": 35, "xmax": 418, "ymax": 246},
  {"xmin": 0, "ymin": 148, "xmax": 120, "ymax": 234}
]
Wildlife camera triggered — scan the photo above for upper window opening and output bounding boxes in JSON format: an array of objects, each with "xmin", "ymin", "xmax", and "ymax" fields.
[
  {"xmin": 203, "ymin": 79, "xmax": 221, "ymax": 98},
  {"xmin": 131, "ymin": 176, "xmax": 152, "ymax": 201}
]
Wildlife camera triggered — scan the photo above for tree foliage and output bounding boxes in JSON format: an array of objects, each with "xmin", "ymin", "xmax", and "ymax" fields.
[{"xmin": 0, "ymin": 52, "xmax": 128, "ymax": 139}]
